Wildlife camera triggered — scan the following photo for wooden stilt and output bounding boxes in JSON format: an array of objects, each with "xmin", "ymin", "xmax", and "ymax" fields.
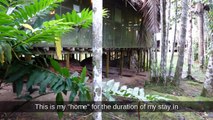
[
  {"xmin": 149, "ymin": 48, "xmax": 152, "ymax": 70},
  {"xmin": 146, "ymin": 49, "xmax": 149, "ymax": 71},
  {"xmin": 79, "ymin": 53, "xmax": 81, "ymax": 61},
  {"xmin": 137, "ymin": 49, "xmax": 141, "ymax": 73},
  {"xmin": 119, "ymin": 49, "xmax": 124, "ymax": 75},
  {"xmin": 115, "ymin": 51, "xmax": 118, "ymax": 59},
  {"xmin": 66, "ymin": 54, "xmax": 70, "ymax": 68},
  {"xmin": 143, "ymin": 50, "xmax": 146, "ymax": 71},
  {"xmin": 106, "ymin": 51, "xmax": 109, "ymax": 78},
  {"xmin": 140, "ymin": 49, "xmax": 143, "ymax": 72},
  {"xmin": 128, "ymin": 50, "xmax": 131, "ymax": 69},
  {"xmin": 85, "ymin": 53, "xmax": 87, "ymax": 59}
]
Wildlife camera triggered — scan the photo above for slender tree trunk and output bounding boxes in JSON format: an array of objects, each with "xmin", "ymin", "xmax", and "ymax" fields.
[
  {"xmin": 168, "ymin": 0, "xmax": 178, "ymax": 77},
  {"xmin": 166, "ymin": 0, "xmax": 171, "ymax": 52},
  {"xmin": 150, "ymin": 34, "xmax": 158, "ymax": 81},
  {"xmin": 174, "ymin": 0, "xmax": 188, "ymax": 86},
  {"xmin": 160, "ymin": 0, "xmax": 167, "ymax": 84},
  {"xmin": 201, "ymin": 0, "xmax": 213, "ymax": 97},
  {"xmin": 187, "ymin": 10, "xmax": 193, "ymax": 79},
  {"xmin": 201, "ymin": 37, "xmax": 213, "ymax": 97},
  {"xmin": 196, "ymin": 2, "xmax": 205, "ymax": 69},
  {"xmin": 92, "ymin": 0, "xmax": 103, "ymax": 119},
  {"xmin": 154, "ymin": 34, "xmax": 158, "ymax": 80}
]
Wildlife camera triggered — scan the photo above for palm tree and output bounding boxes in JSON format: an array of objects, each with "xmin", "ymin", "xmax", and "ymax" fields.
[
  {"xmin": 195, "ymin": 2, "xmax": 205, "ymax": 69},
  {"xmin": 174, "ymin": 0, "xmax": 189, "ymax": 85},
  {"xmin": 92, "ymin": 0, "xmax": 103, "ymax": 119},
  {"xmin": 201, "ymin": 0, "xmax": 213, "ymax": 97},
  {"xmin": 160, "ymin": 0, "xmax": 167, "ymax": 83},
  {"xmin": 201, "ymin": 49, "xmax": 213, "ymax": 97},
  {"xmin": 186, "ymin": 9, "xmax": 193, "ymax": 79},
  {"xmin": 168, "ymin": 0, "xmax": 178, "ymax": 77}
]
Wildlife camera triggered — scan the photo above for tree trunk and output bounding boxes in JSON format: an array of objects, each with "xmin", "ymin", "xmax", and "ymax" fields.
[
  {"xmin": 92, "ymin": 0, "xmax": 103, "ymax": 119},
  {"xmin": 160, "ymin": 0, "xmax": 167, "ymax": 84},
  {"xmin": 166, "ymin": 0, "xmax": 171, "ymax": 52},
  {"xmin": 187, "ymin": 9, "xmax": 193, "ymax": 79},
  {"xmin": 201, "ymin": 0, "xmax": 213, "ymax": 97},
  {"xmin": 174, "ymin": 0, "xmax": 188, "ymax": 86},
  {"xmin": 168, "ymin": 0, "xmax": 178, "ymax": 77},
  {"xmin": 196, "ymin": 2, "xmax": 205, "ymax": 69},
  {"xmin": 151, "ymin": 34, "xmax": 157, "ymax": 81},
  {"xmin": 201, "ymin": 43, "xmax": 213, "ymax": 97}
]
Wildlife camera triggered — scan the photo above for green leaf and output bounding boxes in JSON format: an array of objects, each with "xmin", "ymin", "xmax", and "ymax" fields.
[
  {"xmin": 54, "ymin": 83, "xmax": 65, "ymax": 93},
  {"xmin": 80, "ymin": 67, "xmax": 86, "ymax": 83},
  {"xmin": 39, "ymin": 73, "xmax": 53, "ymax": 94},
  {"xmin": 52, "ymin": 77, "xmax": 63, "ymax": 91},
  {"xmin": 56, "ymin": 92, "xmax": 64, "ymax": 120},
  {"xmin": 50, "ymin": 76, "xmax": 60, "ymax": 88},
  {"xmin": 15, "ymin": 78, "xmax": 24, "ymax": 97},
  {"xmin": 34, "ymin": 70, "xmax": 48, "ymax": 84},
  {"xmin": 50, "ymin": 58, "xmax": 61, "ymax": 72},
  {"xmin": 69, "ymin": 89, "xmax": 77, "ymax": 102},
  {"xmin": 1, "ymin": 43, "xmax": 12, "ymax": 63},
  {"xmin": 65, "ymin": 78, "xmax": 72, "ymax": 90},
  {"xmin": 27, "ymin": 70, "xmax": 40, "ymax": 90},
  {"xmin": 6, "ymin": 65, "xmax": 29, "ymax": 83},
  {"xmin": 60, "ymin": 67, "xmax": 70, "ymax": 77}
]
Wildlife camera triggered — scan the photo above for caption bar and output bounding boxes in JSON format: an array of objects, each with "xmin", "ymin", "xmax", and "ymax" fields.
[{"xmin": 0, "ymin": 101, "xmax": 213, "ymax": 112}]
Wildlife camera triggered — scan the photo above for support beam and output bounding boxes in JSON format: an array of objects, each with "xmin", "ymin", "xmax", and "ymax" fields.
[
  {"xmin": 120, "ymin": 49, "xmax": 124, "ymax": 75},
  {"xmin": 106, "ymin": 51, "xmax": 110, "ymax": 78},
  {"xmin": 66, "ymin": 54, "xmax": 70, "ymax": 68}
]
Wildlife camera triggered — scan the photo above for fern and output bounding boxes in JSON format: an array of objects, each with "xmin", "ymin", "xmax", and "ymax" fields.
[
  {"xmin": 11, "ymin": 0, "xmax": 64, "ymax": 25},
  {"xmin": 5, "ymin": 59, "xmax": 91, "ymax": 102},
  {"xmin": 55, "ymin": 8, "xmax": 92, "ymax": 28}
]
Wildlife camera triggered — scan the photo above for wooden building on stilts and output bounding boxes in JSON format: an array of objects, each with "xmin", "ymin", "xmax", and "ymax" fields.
[{"xmin": 33, "ymin": 0, "xmax": 160, "ymax": 78}]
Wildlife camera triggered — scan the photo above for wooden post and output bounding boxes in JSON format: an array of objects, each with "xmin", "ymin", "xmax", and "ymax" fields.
[
  {"xmin": 106, "ymin": 51, "xmax": 109, "ymax": 78},
  {"xmin": 146, "ymin": 49, "xmax": 149, "ymax": 71},
  {"xmin": 137, "ymin": 49, "xmax": 141, "ymax": 73},
  {"xmin": 79, "ymin": 53, "xmax": 81, "ymax": 61},
  {"xmin": 85, "ymin": 53, "xmax": 88, "ymax": 59},
  {"xmin": 115, "ymin": 51, "xmax": 118, "ymax": 59},
  {"xmin": 119, "ymin": 49, "xmax": 124, "ymax": 75},
  {"xmin": 149, "ymin": 48, "xmax": 152, "ymax": 70},
  {"xmin": 140, "ymin": 49, "xmax": 143, "ymax": 72},
  {"xmin": 66, "ymin": 54, "xmax": 70, "ymax": 68},
  {"xmin": 128, "ymin": 50, "xmax": 131, "ymax": 69},
  {"xmin": 143, "ymin": 50, "xmax": 146, "ymax": 71}
]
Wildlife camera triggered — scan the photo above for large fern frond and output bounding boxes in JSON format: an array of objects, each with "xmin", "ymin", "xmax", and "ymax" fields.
[
  {"xmin": 55, "ymin": 8, "xmax": 92, "ymax": 28},
  {"xmin": 11, "ymin": 0, "xmax": 63, "ymax": 25},
  {"xmin": 4, "ymin": 59, "xmax": 91, "ymax": 102}
]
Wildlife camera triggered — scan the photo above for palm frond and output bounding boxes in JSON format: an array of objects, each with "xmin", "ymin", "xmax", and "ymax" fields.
[
  {"xmin": 140, "ymin": 0, "xmax": 160, "ymax": 33},
  {"xmin": 55, "ymin": 8, "xmax": 92, "ymax": 28},
  {"xmin": 11, "ymin": 0, "xmax": 63, "ymax": 25}
]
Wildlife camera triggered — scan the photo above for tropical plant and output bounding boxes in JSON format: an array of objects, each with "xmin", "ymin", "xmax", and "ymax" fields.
[
  {"xmin": 102, "ymin": 79, "xmax": 170, "ymax": 101},
  {"xmin": 4, "ymin": 58, "xmax": 91, "ymax": 118},
  {"xmin": 0, "ymin": 0, "xmax": 92, "ymax": 64},
  {"xmin": 0, "ymin": 0, "xmax": 93, "ymax": 119}
]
